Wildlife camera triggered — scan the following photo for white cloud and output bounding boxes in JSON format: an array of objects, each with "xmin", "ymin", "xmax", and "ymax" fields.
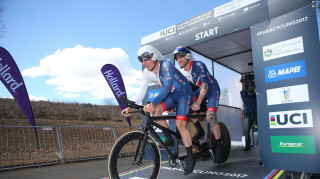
[
  {"xmin": 22, "ymin": 45, "xmax": 142, "ymax": 101},
  {"xmin": 63, "ymin": 93, "xmax": 80, "ymax": 98},
  {"xmin": 1, "ymin": 96, "xmax": 13, "ymax": 99},
  {"xmin": 1, "ymin": 95, "xmax": 47, "ymax": 102},
  {"xmin": 29, "ymin": 95, "xmax": 48, "ymax": 101}
]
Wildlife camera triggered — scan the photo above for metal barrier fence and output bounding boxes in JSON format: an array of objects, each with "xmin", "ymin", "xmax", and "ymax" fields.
[{"xmin": 0, "ymin": 126, "xmax": 138, "ymax": 171}]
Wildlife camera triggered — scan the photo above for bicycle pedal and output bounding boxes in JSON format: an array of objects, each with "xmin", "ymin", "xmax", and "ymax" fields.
[
  {"xmin": 209, "ymin": 149, "xmax": 215, "ymax": 159},
  {"xmin": 177, "ymin": 159, "xmax": 183, "ymax": 169}
]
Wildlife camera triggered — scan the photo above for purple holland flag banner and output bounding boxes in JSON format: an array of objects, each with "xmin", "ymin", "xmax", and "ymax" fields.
[
  {"xmin": 0, "ymin": 47, "xmax": 36, "ymax": 126},
  {"xmin": 101, "ymin": 64, "xmax": 131, "ymax": 127}
]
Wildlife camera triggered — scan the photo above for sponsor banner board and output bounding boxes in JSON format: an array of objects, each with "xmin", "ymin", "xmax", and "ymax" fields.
[
  {"xmin": 263, "ymin": 36, "xmax": 304, "ymax": 61},
  {"xmin": 270, "ymin": 136, "xmax": 316, "ymax": 154},
  {"xmin": 141, "ymin": 0, "xmax": 271, "ymax": 53},
  {"xmin": 269, "ymin": 109, "xmax": 313, "ymax": 129},
  {"xmin": 266, "ymin": 84, "xmax": 309, "ymax": 105},
  {"xmin": 140, "ymin": 0, "xmax": 310, "ymax": 55},
  {"xmin": 214, "ymin": 0, "xmax": 260, "ymax": 17},
  {"xmin": 264, "ymin": 60, "xmax": 306, "ymax": 83},
  {"xmin": 251, "ymin": 5, "xmax": 320, "ymax": 173}
]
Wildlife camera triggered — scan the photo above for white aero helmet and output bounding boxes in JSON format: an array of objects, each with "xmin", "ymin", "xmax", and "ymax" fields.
[{"xmin": 137, "ymin": 45, "xmax": 165, "ymax": 62}]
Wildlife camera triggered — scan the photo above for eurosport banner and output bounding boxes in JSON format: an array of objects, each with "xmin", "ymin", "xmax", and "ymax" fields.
[
  {"xmin": 101, "ymin": 64, "xmax": 131, "ymax": 127},
  {"xmin": 251, "ymin": 5, "xmax": 320, "ymax": 173},
  {"xmin": 0, "ymin": 47, "xmax": 36, "ymax": 127},
  {"xmin": 141, "ymin": 0, "xmax": 310, "ymax": 54}
]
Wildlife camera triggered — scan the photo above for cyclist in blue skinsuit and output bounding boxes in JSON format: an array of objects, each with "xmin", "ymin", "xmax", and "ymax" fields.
[
  {"xmin": 122, "ymin": 45, "xmax": 196, "ymax": 175},
  {"xmin": 174, "ymin": 46, "xmax": 225, "ymax": 163}
]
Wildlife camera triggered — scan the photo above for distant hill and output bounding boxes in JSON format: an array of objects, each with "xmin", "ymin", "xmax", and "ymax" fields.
[{"xmin": 0, "ymin": 98, "xmax": 141, "ymax": 126}]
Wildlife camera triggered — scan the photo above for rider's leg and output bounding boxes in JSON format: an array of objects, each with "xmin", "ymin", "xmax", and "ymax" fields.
[
  {"xmin": 176, "ymin": 120, "xmax": 192, "ymax": 147},
  {"xmin": 191, "ymin": 116, "xmax": 205, "ymax": 140},
  {"xmin": 176, "ymin": 119, "xmax": 195, "ymax": 175},
  {"xmin": 174, "ymin": 89, "xmax": 195, "ymax": 174},
  {"xmin": 206, "ymin": 110, "xmax": 221, "ymax": 140},
  {"xmin": 154, "ymin": 105, "xmax": 174, "ymax": 146},
  {"xmin": 212, "ymin": 124, "xmax": 221, "ymax": 140},
  {"xmin": 154, "ymin": 104, "xmax": 168, "ymax": 127},
  {"xmin": 207, "ymin": 110, "xmax": 225, "ymax": 163},
  {"xmin": 191, "ymin": 89, "xmax": 206, "ymax": 140}
]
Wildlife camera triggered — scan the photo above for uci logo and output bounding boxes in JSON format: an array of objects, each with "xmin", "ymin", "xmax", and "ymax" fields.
[
  {"xmin": 269, "ymin": 109, "xmax": 313, "ymax": 129},
  {"xmin": 160, "ymin": 26, "xmax": 176, "ymax": 37}
]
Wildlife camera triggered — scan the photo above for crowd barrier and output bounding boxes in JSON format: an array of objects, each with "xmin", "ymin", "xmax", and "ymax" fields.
[{"xmin": 0, "ymin": 126, "xmax": 138, "ymax": 171}]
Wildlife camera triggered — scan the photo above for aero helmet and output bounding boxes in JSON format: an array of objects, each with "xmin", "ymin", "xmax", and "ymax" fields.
[
  {"xmin": 173, "ymin": 46, "xmax": 194, "ymax": 61},
  {"xmin": 137, "ymin": 45, "xmax": 165, "ymax": 62}
]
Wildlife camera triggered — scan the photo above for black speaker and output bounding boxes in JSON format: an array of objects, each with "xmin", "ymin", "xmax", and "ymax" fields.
[{"xmin": 244, "ymin": 73, "xmax": 255, "ymax": 94}]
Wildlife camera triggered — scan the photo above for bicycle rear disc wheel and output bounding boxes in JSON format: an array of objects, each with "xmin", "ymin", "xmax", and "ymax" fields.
[
  {"xmin": 211, "ymin": 122, "xmax": 231, "ymax": 164},
  {"xmin": 108, "ymin": 131, "xmax": 161, "ymax": 179}
]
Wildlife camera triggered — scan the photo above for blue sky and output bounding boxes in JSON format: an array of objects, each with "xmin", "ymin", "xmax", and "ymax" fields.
[{"xmin": 0, "ymin": 0, "xmax": 233, "ymax": 105}]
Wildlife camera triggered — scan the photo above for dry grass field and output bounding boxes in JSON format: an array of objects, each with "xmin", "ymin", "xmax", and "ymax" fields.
[
  {"xmin": 0, "ymin": 98, "xmax": 142, "ymax": 127},
  {"xmin": 0, "ymin": 117, "xmax": 142, "ymax": 127}
]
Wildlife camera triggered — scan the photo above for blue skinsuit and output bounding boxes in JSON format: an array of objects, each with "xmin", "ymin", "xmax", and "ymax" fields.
[
  {"xmin": 152, "ymin": 60, "xmax": 192, "ymax": 121},
  {"xmin": 183, "ymin": 61, "xmax": 220, "ymax": 112}
]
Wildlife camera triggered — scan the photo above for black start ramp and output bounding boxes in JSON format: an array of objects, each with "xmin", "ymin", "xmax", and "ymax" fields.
[
  {"xmin": 103, "ymin": 146, "xmax": 287, "ymax": 179},
  {"xmin": 158, "ymin": 147, "xmax": 274, "ymax": 179}
]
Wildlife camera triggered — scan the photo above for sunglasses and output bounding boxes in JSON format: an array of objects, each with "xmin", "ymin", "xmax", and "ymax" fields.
[
  {"xmin": 174, "ymin": 51, "xmax": 186, "ymax": 60},
  {"xmin": 138, "ymin": 52, "xmax": 153, "ymax": 62}
]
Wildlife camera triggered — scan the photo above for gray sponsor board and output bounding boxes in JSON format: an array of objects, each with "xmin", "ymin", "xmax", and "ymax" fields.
[
  {"xmin": 141, "ymin": 0, "xmax": 310, "ymax": 55},
  {"xmin": 251, "ymin": 5, "xmax": 320, "ymax": 173}
]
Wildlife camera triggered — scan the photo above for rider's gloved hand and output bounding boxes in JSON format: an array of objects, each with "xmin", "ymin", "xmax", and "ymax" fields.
[
  {"xmin": 122, "ymin": 107, "xmax": 131, "ymax": 117},
  {"xmin": 143, "ymin": 103, "xmax": 156, "ymax": 114},
  {"xmin": 190, "ymin": 101, "xmax": 201, "ymax": 111}
]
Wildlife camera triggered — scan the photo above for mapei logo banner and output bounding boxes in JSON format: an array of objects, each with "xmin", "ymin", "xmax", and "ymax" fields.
[
  {"xmin": 269, "ymin": 109, "xmax": 313, "ymax": 129},
  {"xmin": 266, "ymin": 84, "xmax": 309, "ymax": 105},
  {"xmin": 264, "ymin": 60, "xmax": 306, "ymax": 83},
  {"xmin": 263, "ymin": 36, "xmax": 304, "ymax": 61},
  {"xmin": 271, "ymin": 136, "xmax": 315, "ymax": 154},
  {"xmin": 148, "ymin": 88, "xmax": 161, "ymax": 101}
]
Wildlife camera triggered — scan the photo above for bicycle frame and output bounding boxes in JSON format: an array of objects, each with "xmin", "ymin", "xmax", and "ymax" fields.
[
  {"xmin": 119, "ymin": 96, "xmax": 208, "ymax": 165},
  {"xmin": 134, "ymin": 113, "xmax": 207, "ymax": 166}
]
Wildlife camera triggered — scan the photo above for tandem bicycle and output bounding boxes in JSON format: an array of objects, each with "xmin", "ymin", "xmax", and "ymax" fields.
[{"xmin": 107, "ymin": 96, "xmax": 231, "ymax": 179}]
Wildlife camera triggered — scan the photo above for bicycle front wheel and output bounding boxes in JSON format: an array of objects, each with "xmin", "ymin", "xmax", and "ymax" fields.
[{"xmin": 108, "ymin": 130, "xmax": 161, "ymax": 179}]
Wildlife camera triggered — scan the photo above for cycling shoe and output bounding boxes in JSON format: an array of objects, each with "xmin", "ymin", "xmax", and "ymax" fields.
[
  {"xmin": 184, "ymin": 153, "xmax": 196, "ymax": 175},
  {"xmin": 214, "ymin": 138, "xmax": 225, "ymax": 163}
]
